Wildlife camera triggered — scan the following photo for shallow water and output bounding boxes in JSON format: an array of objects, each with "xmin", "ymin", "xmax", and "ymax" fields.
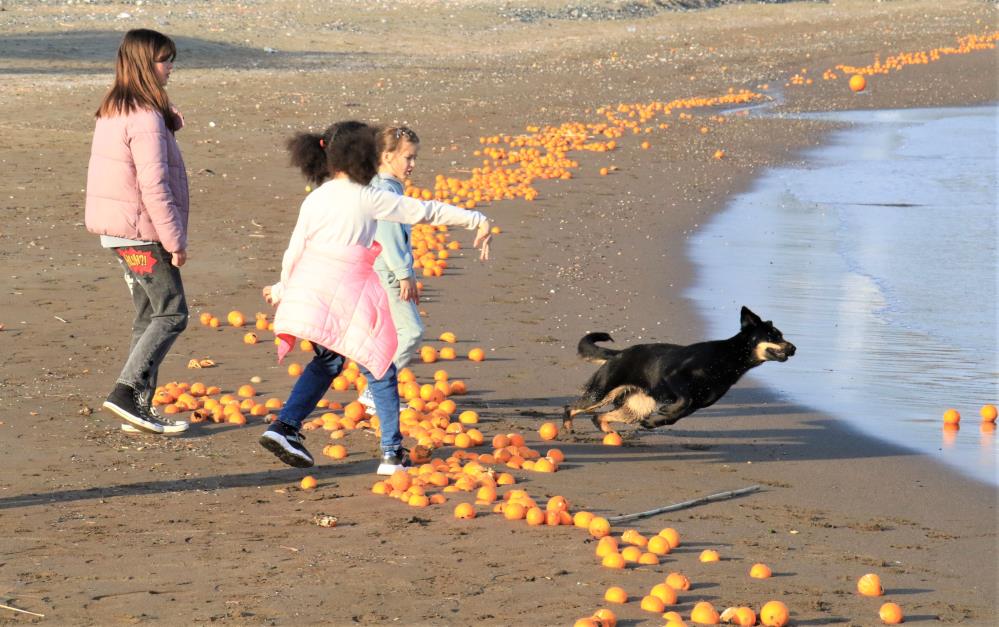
[{"xmin": 688, "ymin": 105, "xmax": 998, "ymax": 485}]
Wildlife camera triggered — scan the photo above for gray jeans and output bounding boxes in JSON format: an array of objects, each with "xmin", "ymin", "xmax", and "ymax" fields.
[{"xmin": 112, "ymin": 243, "xmax": 188, "ymax": 402}]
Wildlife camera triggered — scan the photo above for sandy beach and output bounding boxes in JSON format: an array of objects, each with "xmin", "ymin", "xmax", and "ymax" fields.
[{"xmin": 0, "ymin": 1, "xmax": 996, "ymax": 624}]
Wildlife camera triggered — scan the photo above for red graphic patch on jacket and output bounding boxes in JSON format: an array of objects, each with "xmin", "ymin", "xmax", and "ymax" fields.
[{"xmin": 118, "ymin": 248, "xmax": 158, "ymax": 275}]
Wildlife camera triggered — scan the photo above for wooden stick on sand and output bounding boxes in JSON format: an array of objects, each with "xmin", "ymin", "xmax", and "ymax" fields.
[
  {"xmin": 0, "ymin": 602, "xmax": 45, "ymax": 618},
  {"xmin": 607, "ymin": 485, "xmax": 762, "ymax": 524}
]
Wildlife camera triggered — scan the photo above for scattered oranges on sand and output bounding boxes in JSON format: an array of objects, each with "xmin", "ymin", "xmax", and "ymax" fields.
[
  {"xmin": 299, "ymin": 476, "xmax": 317, "ymax": 490},
  {"xmin": 538, "ymin": 421, "xmax": 559, "ymax": 441},
  {"xmin": 604, "ymin": 586, "xmax": 627, "ymax": 604},
  {"xmin": 602, "ymin": 432, "xmax": 623, "ymax": 446},
  {"xmin": 698, "ymin": 548, "xmax": 721, "ymax": 562},
  {"xmin": 879, "ymin": 602, "xmax": 904, "ymax": 624},
  {"xmin": 721, "ymin": 606, "xmax": 758, "ymax": 626},
  {"xmin": 849, "ymin": 74, "xmax": 867, "ymax": 92},
  {"xmin": 690, "ymin": 600, "xmax": 720, "ymax": 624},
  {"xmin": 858, "ymin": 573, "xmax": 884, "ymax": 597},
  {"xmin": 749, "ymin": 562, "xmax": 773, "ymax": 579},
  {"xmin": 759, "ymin": 600, "xmax": 790, "ymax": 627}
]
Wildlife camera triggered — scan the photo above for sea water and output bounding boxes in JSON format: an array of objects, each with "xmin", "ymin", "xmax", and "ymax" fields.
[{"xmin": 688, "ymin": 105, "xmax": 998, "ymax": 485}]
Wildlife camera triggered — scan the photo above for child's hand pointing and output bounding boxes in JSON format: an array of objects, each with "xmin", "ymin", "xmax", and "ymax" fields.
[{"xmin": 474, "ymin": 220, "xmax": 493, "ymax": 261}]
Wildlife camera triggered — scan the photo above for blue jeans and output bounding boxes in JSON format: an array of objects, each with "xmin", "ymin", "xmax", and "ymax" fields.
[{"xmin": 278, "ymin": 344, "xmax": 402, "ymax": 454}]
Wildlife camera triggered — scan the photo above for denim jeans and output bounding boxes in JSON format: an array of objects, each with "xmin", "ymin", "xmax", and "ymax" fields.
[
  {"xmin": 377, "ymin": 270, "xmax": 424, "ymax": 369},
  {"xmin": 278, "ymin": 344, "xmax": 403, "ymax": 454},
  {"xmin": 113, "ymin": 243, "xmax": 188, "ymax": 403}
]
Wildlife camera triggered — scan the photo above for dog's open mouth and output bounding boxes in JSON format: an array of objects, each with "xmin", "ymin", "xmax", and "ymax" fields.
[{"xmin": 766, "ymin": 347, "xmax": 790, "ymax": 362}]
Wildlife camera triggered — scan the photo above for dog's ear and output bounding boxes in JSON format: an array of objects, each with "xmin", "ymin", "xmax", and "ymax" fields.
[{"xmin": 740, "ymin": 306, "xmax": 762, "ymax": 330}]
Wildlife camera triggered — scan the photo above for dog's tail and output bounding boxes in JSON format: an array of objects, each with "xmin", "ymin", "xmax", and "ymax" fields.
[{"xmin": 578, "ymin": 332, "xmax": 620, "ymax": 364}]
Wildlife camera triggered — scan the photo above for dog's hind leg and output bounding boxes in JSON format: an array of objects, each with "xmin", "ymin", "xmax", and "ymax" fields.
[
  {"xmin": 595, "ymin": 391, "xmax": 658, "ymax": 433},
  {"xmin": 563, "ymin": 385, "xmax": 634, "ymax": 433}
]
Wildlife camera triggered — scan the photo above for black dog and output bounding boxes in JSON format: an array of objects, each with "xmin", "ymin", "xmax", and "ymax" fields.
[{"xmin": 563, "ymin": 306, "xmax": 796, "ymax": 433}]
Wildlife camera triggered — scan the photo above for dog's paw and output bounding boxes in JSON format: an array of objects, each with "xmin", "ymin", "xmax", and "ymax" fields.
[{"xmin": 639, "ymin": 418, "xmax": 658, "ymax": 430}]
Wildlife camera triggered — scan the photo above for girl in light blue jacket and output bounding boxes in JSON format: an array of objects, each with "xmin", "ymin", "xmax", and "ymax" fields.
[{"xmin": 359, "ymin": 126, "xmax": 425, "ymax": 410}]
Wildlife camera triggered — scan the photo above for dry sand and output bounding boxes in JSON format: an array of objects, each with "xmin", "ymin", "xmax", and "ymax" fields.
[{"xmin": 0, "ymin": 0, "xmax": 996, "ymax": 624}]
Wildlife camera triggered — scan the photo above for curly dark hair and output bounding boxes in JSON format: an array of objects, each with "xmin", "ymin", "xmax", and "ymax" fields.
[{"xmin": 286, "ymin": 120, "xmax": 378, "ymax": 186}]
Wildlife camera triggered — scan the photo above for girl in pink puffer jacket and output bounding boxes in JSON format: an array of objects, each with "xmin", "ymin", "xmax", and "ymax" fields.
[
  {"xmin": 86, "ymin": 29, "xmax": 191, "ymax": 437},
  {"xmin": 259, "ymin": 121, "xmax": 492, "ymax": 475}
]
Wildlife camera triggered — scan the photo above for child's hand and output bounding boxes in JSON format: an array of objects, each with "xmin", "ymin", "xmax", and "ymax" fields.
[
  {"xmin": 399, "ymin": 277, "xmax": 420, "ymax": 305},
  {"xmin": 262, "ymin": 285, "xmax": 275, "ymax": 306},
  {"xmin": 473, "ymin": 220, "xmax": 492, "ymax": 261},
  {"xmin": 171, "ymin": 249, "xmax": 187, "ymax": 267}
]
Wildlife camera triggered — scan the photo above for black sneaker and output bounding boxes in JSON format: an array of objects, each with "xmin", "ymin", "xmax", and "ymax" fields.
[
  {"xmin": 376, "ymin": 447, "xmax": 412, "ymax": 476},
  {"xmin": 259, "ymin": 421, "xmax": 314, "ymax": 468},
  {"xmin": 103, "ymin": 383, "xmax": 164, "ymax": 434}
]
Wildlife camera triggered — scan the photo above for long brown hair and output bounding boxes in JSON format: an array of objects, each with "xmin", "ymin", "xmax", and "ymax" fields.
[{"xmin": 96, "ymin": 29, "xmax": 180, "ymax": 132}]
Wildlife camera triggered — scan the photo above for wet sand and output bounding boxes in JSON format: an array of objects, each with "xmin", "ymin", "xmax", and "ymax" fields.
[{"xmin": 0, "ymin": 1, "xmax": 996, "ymax": 624}]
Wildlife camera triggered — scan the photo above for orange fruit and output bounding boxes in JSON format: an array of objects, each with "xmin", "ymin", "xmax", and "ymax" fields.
[
  {"xmin": 588, "ymin": 516, "xmax": 611, "ymax": 538},
  {"xmin": 538, "ymin": 422, "xmax": 559, "ymax": 441},
  {"xmin": 439, "ymin": 331, "xmax": 457, "ymax": 343},
  {"xmin": 323, "ymin": 444, "xmax": 347, "ymax": 459},
  {"xmin": 604, "ymin": 585, "xmax": 628, "ymax": 604},
  {"xmin": 595, "ymin": 536, "xmax": 619, "ymax": 558},
  {"xmin": 243, "ymin": 332, "xmax": 258, "ymax": 344},
  {"xmin": 468, "ymin": 347, "xmax": 486, "ymax": 362},
  {"xmin": 503, "ymin": 502, "xmax": 527, "ymax": 520},
  {"xmin": 525, "ymin": 506, "xmax": 545, "ymax": 526},
  {"xmin": 699, "ymin": 549, "xmax": 720, "ymax": 563},
  {"xmin": 942, "ymin": 408, "xmax": 961, "ymax": 425},
  {"xmin": 602, "ymin": 432, "xmax": 623, "ymax": 446},
  {"xmin": 440, "ymin": 346, "xmax": 457, "ymax": 360},
  {"xmin": 759, "ymin": 601, "xmax": 789, "ymax": 627},
  {"xmin": 879, "ymin": 602, "xmax": 903, "ymax": 624},
  {"xmin": 638, "ymin": 552, "xmax": 659, "ymax": 565},
  {"xmin": 592, "ymin": 608, "xmax": 617, "ymax": 627},
  {"xmin": 454, "ymin": 503, "xmax": 476, "ymax": 519},
  {"xmin": 665, "ymin": 572, "xmax": 690, "ymax": 591},
  {"xmin": 621, "ymin": 529, "xmax": 647, "ymax": 547},
  {"xmin": 227, "ymin": 310, "xmax": 245, "ymax": 327},
  {"xmin": 388, "ymin": 469, "xmax": 412, "ymax": 492},
  {"xmin": 573, "ymin": 619, "xmax": 599, "ymax": 627},
  {"xmin": 849, "ymin": 74, "xmax": 867, "ymax": 92},
  {"xmin": 420, "ymin": 346, "xmax": 438, "ymax": 363},
  {"xmin": 650, "ymin": 583, "xmax": 677, "ymax": 605},
  {"xmin": 287, "ymin": 362, "xmax": 303, "ymax": 376},
  {"xmin": 546, "ymin": 448, "xmax": 565, "ymax": 463},
  {"xmin": 690, "ymin": 601, "xmax": 720, "ymax": 624},
  {"xmin": 980, "ymin": 404, "xmax": 997, "ymax": 422},
  {"xmin": 300, "ymin": 476, "xmax": 317, "ymax": 490},
  {"xmin": 458, "ymin": 410, "xmax": 479, "ymax": 425},
  {"xmin": 237, "ymin": 384, "xmax": 256, "ymax": 398},
  {"xmin": 659, "ymin": 527, "xmax": 681, "ymax": 548},
  {"xmin": 602, "ymin": 553, "xmax": 626, "ymax": 570},
  {"xmin": 749, "ymin": 563, "xmax": 772, "ymax": 579},
  {"xmin": 640, "ymin": 595, "xmax": 665, "ymax": 613},
  {"xmin": 858, "ymin": 573, "xmax": 884, "ymax": 597},
  {"xmin": 621, "ymin": 546, "xmax": 642, "ymax": 563},
  {"xmin": 647, "ymin": 535, "xmax": 672, "ymax": 555},
  {"xmin": 198, "ymin": 312, "xmax": 213, "ymax": 325},
  {"xmin": 720, "ymin": 607, "xmax": 756, "ymax": 626}
]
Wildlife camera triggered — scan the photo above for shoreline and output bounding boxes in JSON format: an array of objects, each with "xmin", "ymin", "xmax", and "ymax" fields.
[{"xmin": 0, "ymin": 1, "xmax": 996, "ymax": 624}]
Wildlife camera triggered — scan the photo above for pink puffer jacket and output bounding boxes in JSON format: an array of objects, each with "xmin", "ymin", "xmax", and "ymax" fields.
[
  {"xmin": 85, "ymin": 108, "xmax": 189, "ymax": 252},
  {"xmin": 273, "ymin": 242, "xmax": 398, "ymax": 379}
]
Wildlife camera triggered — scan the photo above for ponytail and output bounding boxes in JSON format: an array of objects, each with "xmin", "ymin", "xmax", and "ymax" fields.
[
  {"xmin": 286, "ymin": 120, "xmax": 378, "ymax": 187},
  {"xmin": 286, "ymin": 131, "xmax": 330, "ymax": 186}
]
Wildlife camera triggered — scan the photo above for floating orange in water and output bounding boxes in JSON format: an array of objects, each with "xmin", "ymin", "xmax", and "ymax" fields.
[
  {"xmin": 942, "ymin": 408, "xmax": 961, "ymax": 425},
  {"xmin": 980, "ymin": 404, "xmax": 997, "ymax": 422}
]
